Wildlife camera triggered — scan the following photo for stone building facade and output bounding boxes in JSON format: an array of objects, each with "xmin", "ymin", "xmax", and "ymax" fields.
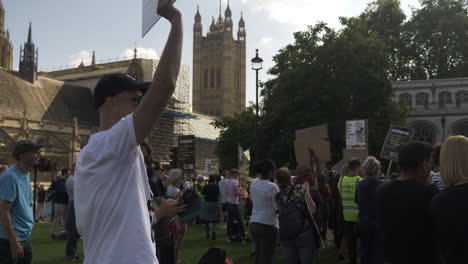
[
  {"xmin": 0, "ymin": 0, "xmax": 13, "ymax": 70},
  {"xmin": 192, "ymin": 3, "xmax": 246, "ymax": 117},
  {"xmin": 394, "ymin": 78, "xmax": 468, "ymax": 144}
]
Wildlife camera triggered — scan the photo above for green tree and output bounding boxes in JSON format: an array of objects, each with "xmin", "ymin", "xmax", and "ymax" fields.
[
  {"xmin": 212, "ymin": 105, "xmax": 257, "ymax": 169},
  {"xmin": 406, "ymin": 0, "xmax": 468, "ymax": 78},
  {"xmin": 361, "ymin": 0, "xmax": 412, "ymax": 80},
  {"xmin": 259, "ymin": 22, "xmax": 406, "ymax": 166}
]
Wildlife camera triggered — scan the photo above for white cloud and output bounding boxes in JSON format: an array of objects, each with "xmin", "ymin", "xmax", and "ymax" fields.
[
  {"xmin": 241, "ymin": 0, "xmax": 420, "ymax": 29},
  {"xmin": 241, "ymin": 0, "xmax": 351, "ymax": 29},
  {"xmin": 259, "ymin": 37, "xmax": 273, "ymax": 46},
  {"xmin": 68, "ymin": 50, "xmax": 92, "ymax": 67},
  {"xmin": 121, "ymin": 47, "xmax": 158, "ymax": 60}
]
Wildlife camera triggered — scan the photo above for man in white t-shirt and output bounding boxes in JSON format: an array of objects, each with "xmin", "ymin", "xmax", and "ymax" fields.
[
  {"xmin": 74, "ymin": 1, "xmax": 185, "ymax": 263},
  {"xmin": 218, "ymin": 170, "xmax": 230, "ymax": 227}
]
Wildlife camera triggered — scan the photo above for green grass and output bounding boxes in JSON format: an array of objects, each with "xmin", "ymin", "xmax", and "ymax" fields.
[{"xmin": 31, "ymin": 223, "xmax": 339, "ymax": 264}]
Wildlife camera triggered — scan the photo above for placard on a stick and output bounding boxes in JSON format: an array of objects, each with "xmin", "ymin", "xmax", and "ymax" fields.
[
  {"xmin": 142, "ymin": 0, "xmax": 177, "ymax": 37},
  {"xmin": 380, "ymin": 126, "xmax": 413, "ymax": 161},
  {"xmin": 294, "ymin": 124, "xmax": 331, "ymax": 167}
]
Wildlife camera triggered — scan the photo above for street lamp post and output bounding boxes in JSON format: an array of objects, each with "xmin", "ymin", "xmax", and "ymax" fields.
[
  {"xmin": 441, "ymin": 115, "xmax": 447, "ymax": 140},
  {"xmin": 251, "ymin": 49, "xmax": 263, "ymax": 161}
]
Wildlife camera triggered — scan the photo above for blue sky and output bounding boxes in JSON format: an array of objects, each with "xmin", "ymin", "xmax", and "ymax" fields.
[{"xmin": 5, "ymin": 0, "xmax": 419, "ymax": 105}]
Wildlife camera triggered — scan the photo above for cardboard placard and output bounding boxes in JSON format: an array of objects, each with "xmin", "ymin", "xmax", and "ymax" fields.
[
  {"xmin": 294, "ymin": 124, "xmax": 331, "ymax": 167},
  {"xmin": 346, "ymin": 120, "xmax": 368, "ymax": 149},
  {"xmin": 142, "ymin": 0, "xmax": 177, "ymax": 37},
  {"xmin": 380, "ymin": 126, "xmax": 413, "ymax": 161}
]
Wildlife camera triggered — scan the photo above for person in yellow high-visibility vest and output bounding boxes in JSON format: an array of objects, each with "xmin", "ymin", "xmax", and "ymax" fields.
[{"xmin": 338, "ymin": 158, "xmax": 362, "ymax": 264}]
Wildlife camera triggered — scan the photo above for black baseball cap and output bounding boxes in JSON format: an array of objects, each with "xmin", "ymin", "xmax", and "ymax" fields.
[
  {"xmin": 93, "ymin": 73, "xmax": 142, "ymax": 109},
  {"xmin": 12, "ymin": 140, "xmax": 42, "ymax": 157}
]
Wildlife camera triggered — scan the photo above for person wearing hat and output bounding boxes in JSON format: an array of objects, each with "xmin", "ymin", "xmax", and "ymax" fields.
[
  {"xmin": 0, "ymin": 140, "xmax": 42, "ymax": 264},
  {"xmin": 73, "ymin": 1, "xmax": 185, "ymax": 264}
]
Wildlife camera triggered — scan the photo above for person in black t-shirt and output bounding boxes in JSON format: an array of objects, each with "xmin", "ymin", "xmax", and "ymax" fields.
[
  {"xmin": 430, "ymin": 136, "xmax": 468, "ymax": 264},
  {"xmin": 36, "ymin": 184, "xmax": 46, "ymax": 222},
  {"xmin": 376, "ymin": 142, "xmax": 439, "ymax": 264},
  {"xmin": 200, "ymin": 175, "xmax": 221, "ymax": 240},
  {"xmin": 50, "ymin": 169, "xmax": 70, "ymax": 239}
]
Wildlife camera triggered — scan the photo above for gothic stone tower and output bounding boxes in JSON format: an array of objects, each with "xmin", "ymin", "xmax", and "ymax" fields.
[
  {"xmin": 19, "ymin": 23, "xmax": 38, "ymax": 83},
  {"xmin": 0, "ymin": 0, "xmax": 13, "ymax": 70},
  {"xmin": 193, "ymin": 2, "xmax": 246, "ymax": 117}
]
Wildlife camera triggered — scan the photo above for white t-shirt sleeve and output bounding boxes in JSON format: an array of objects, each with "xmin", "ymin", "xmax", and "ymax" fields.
[{"xmin": 271, "ymin": 183, "xmax": 280, "ymax": 211}]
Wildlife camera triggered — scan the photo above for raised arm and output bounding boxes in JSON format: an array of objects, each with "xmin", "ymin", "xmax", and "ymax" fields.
[{"xmin": 134, "ymin": 0, "xmax": 183, "ymax": 144}]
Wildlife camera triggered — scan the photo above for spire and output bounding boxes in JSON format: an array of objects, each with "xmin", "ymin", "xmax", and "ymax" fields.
[
  {"xmin": 195, "ymin": 5, "xmax": 201, "ymax": 22},
  {"xmin": 210, "ymin": 16, "xmax": 216, "ymax": 32},
  {"xmin": 133, "ymin": 47, "xmax": 138, "ymax": 59},
  {"xmin": 78, "ymin": 58, "xmax": 84, "ymax": 68},
  {"xmin": 217, "ymin": 0, "xmax": 223, "ymax": 24},
  {"xmin": 225, "ymin": 0, "xmax": 232, "ymax": 17},
  {"xmin": 27, "ymin": 22, "xmax": 33, "ymax": 44},
  {"xmin": 239, "ymin": 12, "xmax": 245, "ymax": 27},
  {"xmin": 91, "ymin": 51, "xmax": 96, "ymax": 66}
]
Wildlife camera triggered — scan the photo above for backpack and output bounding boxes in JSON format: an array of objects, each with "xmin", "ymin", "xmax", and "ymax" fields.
[{"xmin": 278, "ymin": 186, "xmax": 308, "ymax": 241}]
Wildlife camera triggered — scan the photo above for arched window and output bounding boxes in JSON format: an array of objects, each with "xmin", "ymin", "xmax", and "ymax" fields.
[
  {"xmin": 415, "ymin": 92, "xmax": 429, "ymax": 108},
  {"xmin": 399, "ymin": 93, "xmax": 413, "ymax": 108},
  {"xmin": 203, "ymin": 70, "xmax": 208, "ymax": 89},
  {"xmin": 455, "ymin": 91, "xmax": 468, "ymax": 107},
  {"xmin": 439, "ymin": 91, "xmax": 452, "ymax": 108},
  {"xmin": 216, "ymin": 68, "xmax": 222, "ymax": 88},
  {"xmin": 452, "ymin": 121, "xmax": 468, "ymax": 137},
  {"xmin": 412, "ymin": 123, "xmax": 436, "ymax": 144},
  {"xmin": 210, "ymin": 69, "xmax": 215, "ymax": 88}
]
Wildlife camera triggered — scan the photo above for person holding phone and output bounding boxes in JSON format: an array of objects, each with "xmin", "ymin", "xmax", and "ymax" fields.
[{"xmin": 73, "ymin": 1, "xmax": 185, "ymax": 263}]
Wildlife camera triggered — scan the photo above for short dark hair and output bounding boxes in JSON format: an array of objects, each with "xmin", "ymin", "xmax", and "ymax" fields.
[
  {"xmin": 61, "ymin": 168, "xmax": 70, "ymax": 176},
  {"xmin": 348, "ymin": 158, "xmax": 362, "ymax": 171},
  {"xmin": 253, "ymin": 159, "xmax": 276, "ymax": 179},
  {"xmin": 432, "ymin": 143, "xmax": 442, "ymax": 167},
  {"xmin": 398, "ymin": 142, "xmax": 433, "ymax": 172},
  {"xmin": 208, "ymin": 175, "xmax": 217, "ymax": 183}
]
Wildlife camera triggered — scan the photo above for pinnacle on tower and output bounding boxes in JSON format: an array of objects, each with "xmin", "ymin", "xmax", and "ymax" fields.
[
  {"xmin": 27, "ymin": 22, "xmax": 33, "ymax": 44},
  {"xmin": 91, "ymin": 51, "xmax": 96, "ymax": 66},
  {"xmin": 195, "ymin": 5, "xmax": 201, "ymax": 21},
  {"xmin": 225, "ymin": 0, "xmax": 232, "ymax": 17}
]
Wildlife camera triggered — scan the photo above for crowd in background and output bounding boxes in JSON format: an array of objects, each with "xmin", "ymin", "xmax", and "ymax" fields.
[{"xmin": 1, "ymin": 135, "xmax": 468, "ymax": 264}]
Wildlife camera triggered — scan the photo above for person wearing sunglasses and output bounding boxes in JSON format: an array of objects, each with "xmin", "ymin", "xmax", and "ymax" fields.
[{"xmin": 73, "ymin": 0, "xmax": 185, "ymax": 263}]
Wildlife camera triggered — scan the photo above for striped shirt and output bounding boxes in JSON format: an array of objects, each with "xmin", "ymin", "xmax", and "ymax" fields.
[{"xmin": 430, "ymin": 171, "xmax": 445, "ymax": 191}]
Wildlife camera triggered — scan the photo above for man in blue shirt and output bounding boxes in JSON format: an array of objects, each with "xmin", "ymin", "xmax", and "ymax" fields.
[{"xmin": 0, "ymin": 140, "xmax": 41, "ymax": 264}]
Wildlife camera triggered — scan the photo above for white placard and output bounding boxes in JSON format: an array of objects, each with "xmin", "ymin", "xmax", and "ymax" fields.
[
  {"xmin": 142, "ymin": 0, "xmax": 176, "ymax": 38},
  {"xmin": 346, "ymin": 120, "xmax": 367, "ymax": 149}
]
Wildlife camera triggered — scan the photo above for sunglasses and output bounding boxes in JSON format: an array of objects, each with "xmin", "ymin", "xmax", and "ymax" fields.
[{"xmin": 119, "ymin": 94, "xmax": 143, "ymax": 105}]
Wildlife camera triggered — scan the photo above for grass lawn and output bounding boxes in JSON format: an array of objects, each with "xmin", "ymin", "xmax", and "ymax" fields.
[{"xmin": 31, "ymin": 223, "xmax": 339, "ymax": 264}]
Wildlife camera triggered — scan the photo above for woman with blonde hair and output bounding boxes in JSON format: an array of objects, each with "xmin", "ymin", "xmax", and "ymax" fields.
[{"xmin": 430, "ymin": 135, "xmax": 468, "ymax": 264}]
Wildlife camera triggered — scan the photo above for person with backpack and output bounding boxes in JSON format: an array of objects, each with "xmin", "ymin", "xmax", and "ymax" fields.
[
  {"xmin": 276, "ymin": 167, "xmax": 323, "ymax": 264},
  {"xmin": 249, "ymin": 159, "xmax": 279, "ymax": 264},
  {"xmin": 338, "ymin": 159, "xmax": 362, "ymax": 264}
]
